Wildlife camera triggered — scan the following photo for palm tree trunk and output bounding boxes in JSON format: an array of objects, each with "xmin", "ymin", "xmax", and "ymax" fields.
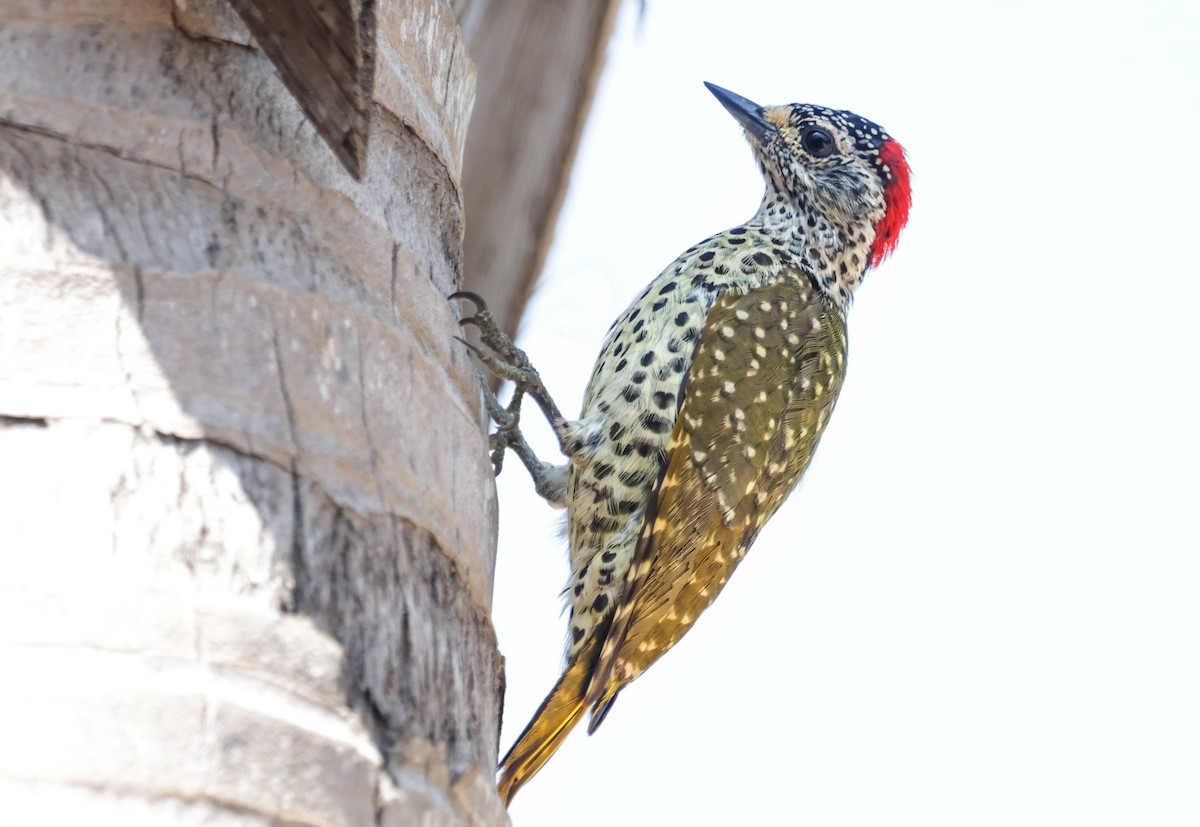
[{"xmin": 0, "ymin": 0, "xmax": 507, "ymax": 823}]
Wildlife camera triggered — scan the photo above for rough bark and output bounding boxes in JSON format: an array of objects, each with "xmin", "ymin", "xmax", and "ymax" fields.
[{"xmin": 0, "ymin": 0, "xmax": 506, "ymax": 824}]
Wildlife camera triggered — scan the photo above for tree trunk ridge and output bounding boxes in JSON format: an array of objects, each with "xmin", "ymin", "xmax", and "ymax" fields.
[{"xmin": 0, "ymin": 0, "xmax": 508, "ymax": 823}]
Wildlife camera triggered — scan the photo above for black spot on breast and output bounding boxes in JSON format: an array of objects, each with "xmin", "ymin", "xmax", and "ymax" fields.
[
  {"xmin": 730, "ymin": 227, "xmax": 747, "ymax": 234},
  {"xmin": 618, "ymin": 469, "xmax": 649, "ymax": 487},
  {"xmin": 641, "ymin": 413, "xmax": 670, "ymax": 434},
  {"xmin": 590, "ymin": 515, "xmax": 621, "ymax": 533},
  {"xmin": 615, "ymin": 358, "xmax": 628, "ymax": 372},
  {"xmin": 632, "ymin": 371, "xmax": 647, "ymax": 384},
  {"xmin": 615, "ymin": 500, "xmax": 639, "ymax": 515},
  {"xmin": 574, "ymin": 583, "xmax": 584, "ymax": 596},
  {"xmin": 752, "ymin": 251, "xmax": 773, "ymax": 266},
  {"xmin": 659, "ymin": 281, "xmax": 677, "ymax": 295},
  {"xmin": 728, "ymin": 237, "xmax": 746, "ymax": 245},
  {"xmin": 652, "ymin": 298, "xmax": 668, "ymax": 311},
  {"xmin": 593, "ymin": 461, "xmax": 614, "ymax": 480},
  {"xmin": 636, "ymin": 330, "xmax": 647, "ymax": 343},
  {"xmin": 635, "ymin": 442, "xmax": 655, "ymax": 457},
  {"xmin": 601, "ymin": 550, "xmax": 617, "ymax": 563},
  {"xmin": 609, "ymin": 422, "xmax": 625, "ymax": 440},
  {"xmin": 621, "ymin": 386, "xmax": 639, "ymax": 402},
  {"xmin": 675, "ymin": 311, "xmax": 689, "ymax": 326},
  {"xmin": 652, "ymin": 390, "xmax": 675, "ymax": 409},
  {"xmin": 671, "ymin": 356, "xmax": 687, "ymax": 373},
  {"xmin": 715, "ymin": 265, "xmax": 729, "ymax": 275},
  {"xmin": 640, "ymin": 351, "xmax": 655, "ymax": 366},
  {"xmin": 613, "ymin": 342, "xmax": 625, "ymax": 357},
  {"xmin": 682, "ymin": 327, "xmax": 698, "ymax": 342},
  {"xmin": 572, "ymin": 626, "xmax": 585, "ymax": 643},
  {"xmin": 667, "ymin": 338, "xmax": 682, "ymax": 353},
  {"xmin": 634, "ymin": 319, "xmax": 645, "ymax": 332},
  {"xmin": 699, "ymin": 251, "xmax": 715, "ymax": 262},
  {"xmin": 592, "ymin": 594, "xmax": 610, "ymax": 613}
]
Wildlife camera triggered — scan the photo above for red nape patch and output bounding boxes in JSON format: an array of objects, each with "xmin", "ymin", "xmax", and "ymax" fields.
[{"xmin": 868, "ymin": 139, "xmax": 912, "ymax": 268}]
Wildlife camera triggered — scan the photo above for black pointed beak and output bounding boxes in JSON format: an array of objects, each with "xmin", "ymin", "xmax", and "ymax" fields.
[{"xmin": 704, "ymin": 82, "xmax": 772, "ymax": 141}]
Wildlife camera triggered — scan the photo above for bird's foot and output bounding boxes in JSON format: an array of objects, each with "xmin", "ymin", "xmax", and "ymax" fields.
[
  {"xmin": 451, "ymin": 291, "xmax": 546, "ymax": 391},
  {"xmin": 452, "ymin": 292, "xmax": 570, "ymax": 507}
]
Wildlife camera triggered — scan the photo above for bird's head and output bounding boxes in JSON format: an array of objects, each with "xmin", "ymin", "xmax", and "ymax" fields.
[{"xmin": 705, "ymin": 82, "xmax": 912, "ymax": 273}]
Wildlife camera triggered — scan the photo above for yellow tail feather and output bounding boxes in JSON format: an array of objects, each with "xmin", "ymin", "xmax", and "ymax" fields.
[{"xmin": 497, "ymin": 639, "xmax": 599, "ymax": 804}]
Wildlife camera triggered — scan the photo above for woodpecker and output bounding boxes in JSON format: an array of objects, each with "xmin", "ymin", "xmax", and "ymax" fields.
[{"xmin": 453, "ymin": 82, "xmax": 912, "ymax": 804}]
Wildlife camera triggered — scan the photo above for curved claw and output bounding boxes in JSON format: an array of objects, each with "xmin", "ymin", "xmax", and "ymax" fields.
[
  {"xmin": 458, "ymin": 316, "xmax": 481, "ymax": 329},
  {"xmin": 495, "ymin": 408, "xmax": 521, "ymax": 432},
  {"xmin": 448, "ymin": 290, "xmax": 487, "ymax": 312},
  {"xmin": 453, "ymin": 335, "xmax": 485, "ymax": 357}
]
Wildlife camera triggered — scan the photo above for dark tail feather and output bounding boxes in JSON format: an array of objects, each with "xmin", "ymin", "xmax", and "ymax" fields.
[
  {"xmin": 586, "ymin": 690, "xmax": 620, "ymax": 735},
  {"xmin": 497, "ymin": 639, "xmax": 598, "ymax": 804}
]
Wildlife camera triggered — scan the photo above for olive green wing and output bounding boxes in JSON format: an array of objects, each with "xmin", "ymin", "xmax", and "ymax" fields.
[{"xmin": 584, "ymin": 275, "xmax": 847, "ymax": 724}]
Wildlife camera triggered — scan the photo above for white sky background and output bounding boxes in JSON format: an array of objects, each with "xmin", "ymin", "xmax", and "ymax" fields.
[{"xmin": 490, "ymin": 1, "xmax": 1200, "ymax": 824}]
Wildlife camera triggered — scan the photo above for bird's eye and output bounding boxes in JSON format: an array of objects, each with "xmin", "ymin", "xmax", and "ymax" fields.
[{"xmin": 801, "ymin": 127, "xmax": 835, "ymax": 158}]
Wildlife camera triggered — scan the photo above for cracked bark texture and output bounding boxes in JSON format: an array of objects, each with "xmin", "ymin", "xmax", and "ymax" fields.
[{"xmin": 0, "ymin": 1, "xmax": 508, "ymax": 824}]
